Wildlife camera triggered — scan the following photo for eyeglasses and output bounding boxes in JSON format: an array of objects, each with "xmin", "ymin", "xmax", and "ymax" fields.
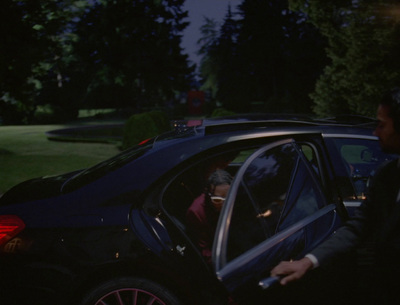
[{"xmin": 209, "ymin": 194, "xmax": 226, "ymax": 204}]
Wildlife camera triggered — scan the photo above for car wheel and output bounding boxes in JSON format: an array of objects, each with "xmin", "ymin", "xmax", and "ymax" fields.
[{"xmin": 81, "ymin": 277, "xmax": 183, "ymax": 305}]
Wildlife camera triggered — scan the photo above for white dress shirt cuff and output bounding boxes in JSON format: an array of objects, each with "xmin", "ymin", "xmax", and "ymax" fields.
[{"xmin": 305, "ymin": 254, "xmax": 319, "ymax": 269}]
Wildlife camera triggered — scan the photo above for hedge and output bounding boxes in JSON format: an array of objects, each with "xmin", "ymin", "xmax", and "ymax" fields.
[
  {"xmin": 122, "ymin": 111, "xmax": 171, "ymax": 150},
  {"xmin": 210, "ymin": 108, "xmax": 235, "ymax": 118}
]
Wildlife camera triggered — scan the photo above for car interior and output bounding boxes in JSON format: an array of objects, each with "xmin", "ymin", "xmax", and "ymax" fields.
[{"xmin": 161, "ymin": 141, "xmax": 325, "ymax": 264}]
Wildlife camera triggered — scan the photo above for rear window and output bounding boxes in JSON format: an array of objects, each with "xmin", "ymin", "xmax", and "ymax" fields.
[
  {"xmin": 62, "ymin": 138, "xmax": 156, "ymax": 192},
  {"xmin": 63, "ymin": 127, "xmax": 198, "ymax": 192}
]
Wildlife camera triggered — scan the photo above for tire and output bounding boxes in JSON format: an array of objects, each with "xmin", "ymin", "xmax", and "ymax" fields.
[{"xmin": 81, "ymin": 277, "xmax": 183, "ymax": 305}]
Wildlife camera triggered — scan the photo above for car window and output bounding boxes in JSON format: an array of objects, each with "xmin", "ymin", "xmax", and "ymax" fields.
[
  {"xmin": 331, "ymin": 138, "xmax": 396, "ymax": 199},
  {"xmin": 225, "ymin": 141, "xmax": 325, "ymax": 262},
  {"xmin": 300, "ymin": 143, "xmax": 321, "ymax": 177},
  {"xmin": 63, "ymin": 138, "xmax": 156, "ymax": 192},
  {"xmin": 230, "ymin": 149, "xmax": 258, "ymax": 163},
  {"xmin": 162, "ymin": 147, "xmax": 259, "ymax": 229}
]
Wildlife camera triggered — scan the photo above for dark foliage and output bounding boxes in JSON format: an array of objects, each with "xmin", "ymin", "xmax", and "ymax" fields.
[{"xmin": 0, "ymin": 0, "xmax": 194, "ymax": 124}]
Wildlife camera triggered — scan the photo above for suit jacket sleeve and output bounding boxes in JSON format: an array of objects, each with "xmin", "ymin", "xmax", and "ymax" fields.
[{"xmin": 309, "ymin": 159, "xmax": 397, "ymax": 266}]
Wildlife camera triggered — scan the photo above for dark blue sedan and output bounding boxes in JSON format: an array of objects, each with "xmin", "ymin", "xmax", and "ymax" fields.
[{"xmin": 0, "ymin": 116, "xmax": 395, "ymax": 305}]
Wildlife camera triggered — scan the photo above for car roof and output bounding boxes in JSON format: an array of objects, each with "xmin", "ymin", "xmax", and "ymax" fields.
[
  {"xmin": 202, "ymin": 113, "xmax": 375, "ymax": 127},
  {"xmin": 169, "ymin": 113, "xmax": 377, "ymax": 143}
]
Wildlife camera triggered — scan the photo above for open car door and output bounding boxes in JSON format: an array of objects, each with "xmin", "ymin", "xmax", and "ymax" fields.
[{"xmin": 212, "ymin": 139, "xmax": 342, "ymax": 303}]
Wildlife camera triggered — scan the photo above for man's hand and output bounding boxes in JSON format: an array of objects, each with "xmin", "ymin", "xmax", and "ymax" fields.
[{"xmin": 270, "ymin": 257, "xmax": 314, "ymax": 285}]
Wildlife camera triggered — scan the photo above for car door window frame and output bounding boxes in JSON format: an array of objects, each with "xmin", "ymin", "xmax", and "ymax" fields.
[{"xmin": 212, "ymin": 138, "xmax": 328, "ymax": 270}]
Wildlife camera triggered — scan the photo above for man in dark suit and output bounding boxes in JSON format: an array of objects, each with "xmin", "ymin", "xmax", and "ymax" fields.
[{"xmin": 271, "ymin": 87, "xmax": 400, "ymax": 304}]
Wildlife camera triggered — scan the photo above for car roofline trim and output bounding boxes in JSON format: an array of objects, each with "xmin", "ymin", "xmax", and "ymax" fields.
[
  {"xmin": 203, "ymin": 120, "xmax": 320, "ymax": 135},
  {"xmin": 227, "ymin": 130, "xmax": 321, "ymax": 142},
  {"xmin": 322, "ymin": 133, "xmax": 377, "ymax": 140},
  {"xmin": 204, "ymin": 120, "xmax": 320, "ymax": 128}
]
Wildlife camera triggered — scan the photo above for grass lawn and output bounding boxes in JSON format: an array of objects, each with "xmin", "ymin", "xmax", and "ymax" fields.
[{"xmin": 0, "ymin": 124, "xmax": 121, "ymax": 194}]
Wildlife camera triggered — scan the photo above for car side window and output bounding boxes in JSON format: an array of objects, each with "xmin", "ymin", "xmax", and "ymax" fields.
[
  {"xmin": 331, "ymin": 138, "xmax": 396, "ymax": 199},
  {"xmin": 161, "ymin": 148, "xmax": 258, "ymax": 229},
  {"xmin": 226, "ymin": 142, "xmax": 324, "ymax": 262},
  {"xmin": 300, "ymin": 144, "xmax": 321, "ymax": 177}
]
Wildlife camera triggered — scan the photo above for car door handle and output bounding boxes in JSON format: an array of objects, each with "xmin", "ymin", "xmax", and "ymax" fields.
[{"xmin": 258, "ymin": 276, "xmax": 280, "ymax": 290}]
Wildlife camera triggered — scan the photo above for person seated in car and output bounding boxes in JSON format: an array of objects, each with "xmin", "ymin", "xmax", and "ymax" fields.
[
  {"xmin": 186, "ymin": 169, "xmax": 233, "ymax": 264},
  {"xmin": 179, "ymin": 153, "xmax": 237, "ymax": 200}
]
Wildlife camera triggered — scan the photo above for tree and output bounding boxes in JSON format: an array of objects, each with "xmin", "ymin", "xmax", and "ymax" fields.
[
  {"xmin": 289, "ymin": 0, "xmax": 400, "ymax": 117},
  {"xmin": 70, "ymin": 0, "xmax": 193, "ymax": 111},
  {"xmin": 0, "ymin": 0, "xmax": 82, "ymax": 123},
  {"xmin": 198, "ymin": 17, "xmax": 220, "ymax": 99},
  {"xmin": 0, "ymin": 0, "xmax": 193, "ymax": 124},
  {"xmin": 234, "ymin": 0, "xmax": 290, "ymax": 112},
  {"xmin": 198, "ymin": 0, "xmax": 328, "ymax": 114},
  {"xmin": 0, "ymin": 0, "xmax": 87, "ymax": 123}
]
